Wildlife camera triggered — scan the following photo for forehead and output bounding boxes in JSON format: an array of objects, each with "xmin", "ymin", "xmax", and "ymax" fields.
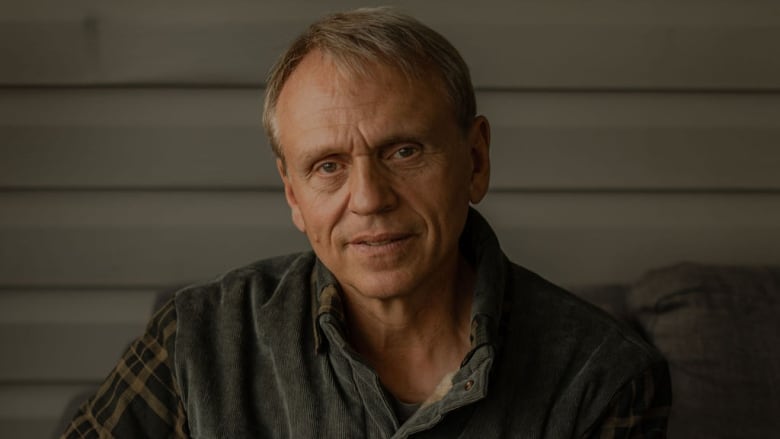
[{"xmin": 274, "ymin": 51, "xmax": 456, "ymax": 153}]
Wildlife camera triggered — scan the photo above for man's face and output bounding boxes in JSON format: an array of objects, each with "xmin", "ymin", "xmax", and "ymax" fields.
[{"xmin": 274, "ymin": 51, "xmax": 490, "ymax": 301}]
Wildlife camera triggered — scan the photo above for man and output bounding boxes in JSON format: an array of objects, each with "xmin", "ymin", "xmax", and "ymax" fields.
[{"xmin": 63, "ymin": 7, "xmax": 670, "ymax": 438}]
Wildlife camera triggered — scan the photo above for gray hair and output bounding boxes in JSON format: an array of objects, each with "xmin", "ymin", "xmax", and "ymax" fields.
[{"xmin": 262, "ymin": 7, "xmax": 477, "ymax": 159}]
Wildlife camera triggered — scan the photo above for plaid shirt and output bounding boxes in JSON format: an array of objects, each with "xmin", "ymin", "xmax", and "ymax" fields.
[
  {"xmin": 62, "ymin": 210, "xmax": 671, "ymax": 438},
  {"xmin": 63, "ymin": 301, "xmax": 189, "ymax": 438}
]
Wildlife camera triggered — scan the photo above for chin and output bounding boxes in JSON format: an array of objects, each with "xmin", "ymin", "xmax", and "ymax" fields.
[{"xmin": 345, "ymin": 270, "xmax": 419, "ymax": 301}]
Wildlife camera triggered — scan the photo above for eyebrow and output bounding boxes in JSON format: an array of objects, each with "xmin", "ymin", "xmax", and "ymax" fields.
[
  {"xmin": 298, "ymin": 134, "xmax": 424, "ymax": 165},
  {"xmin": 297, "ymin": 146, "xmax": 342, "ymax": 169},
  {"xmin": 374, "ymin": 135, "xmax": 423, "ymax": 150}
]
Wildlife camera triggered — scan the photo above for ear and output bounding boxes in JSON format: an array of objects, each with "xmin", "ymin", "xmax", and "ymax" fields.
[
  {"xmin": 276, "ymin": 158, "xmax": 306, "ymax": 233},
  {"xmin": 467, "ymin": 115, "xmax": 491, "ymax": 204}
]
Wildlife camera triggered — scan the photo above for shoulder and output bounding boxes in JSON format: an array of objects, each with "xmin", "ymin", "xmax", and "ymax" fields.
[
  {"xmin": 173, "ymin": 251, "xmax": 316, "ymax": 318},
  {"xmin": 169, "ymin": 252, "xmax": 318, "ymax": 402},
  {"xmin": 499, "ymin": 263, "xmax": 669, "ymax": 433},
  {"xmin": 507, "ymin": 263, "xmax": 660, "ymax": 364}
]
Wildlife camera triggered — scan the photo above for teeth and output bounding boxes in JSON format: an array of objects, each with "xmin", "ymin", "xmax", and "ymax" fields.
[{"xmin": 363, "ymin": 240, "xmax": 392, "ymax": 246}]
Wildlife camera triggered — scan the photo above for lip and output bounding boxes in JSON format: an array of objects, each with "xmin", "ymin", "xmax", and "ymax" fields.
[
  {"xmin": 348, "ymin": 232, "xmax": 413, "ymax": 246},
  {"xmin": 347, "ymin": 233, "xmax": 414, "ymax": 257}
]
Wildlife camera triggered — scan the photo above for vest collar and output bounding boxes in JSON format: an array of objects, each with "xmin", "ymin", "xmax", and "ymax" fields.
[{"xmin": 310, "ymin": 207, "xmax": 508, "ymax": 355}]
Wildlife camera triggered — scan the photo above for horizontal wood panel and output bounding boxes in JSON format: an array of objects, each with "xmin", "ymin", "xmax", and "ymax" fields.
[
  {"xmin": 1, "ymin": 192, "xmax": 778, "ymax": 287},
  {"xmin": 3, "ymin": 90, "xmax": 780, "ymax": 190},
  {"xmin": 0, "ymin": 290, "xmax": 158, "ymax": 324},
  {"xmin": 0, "ymin": 323, "xmax": 144, "ymax": 381},
  {"xmin": 0, "ymin": 420, "xmax": 60, "ymax": 439},
  {"xmin": 491, "ymin": 129, "xmax": 780, "ymax": 190},
  {"xmin": 0, "ymin": 126, "xmax": 278, "ymax": 188},
  {"xmin": 0, "ymin": 384, "xmax": 96, "ymax": 439},
  {"xmin": 0, "ymin": 291, "xmax": 156, "ymax": 383},
  {"xmin": 0, "ymin": 227, "xmax": 308, "ymax": 288},
  {"xmin": 0, "ymin": 88, "xmax": 263, "ymax": 125},
  {"xmin": 0, "ymin": 384, "xmax": 89, "ymax": 417},
  {"xmin": 7, "ymin": 89, "xmax": 777, "ymax": 126},
  {"xmin": 2, "ymin": 1, "xmax": 779, "ymax": 88}
]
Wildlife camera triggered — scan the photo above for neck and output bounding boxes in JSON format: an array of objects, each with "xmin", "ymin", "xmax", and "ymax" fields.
[{"xmin": 341, "ymin": 254, "xmax": 475, "ymax": 403}]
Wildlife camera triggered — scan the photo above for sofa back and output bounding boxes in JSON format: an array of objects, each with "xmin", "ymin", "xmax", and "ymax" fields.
[{"xmin": 577, "ymin": 263, "xmax": 780, "ymax": 437}]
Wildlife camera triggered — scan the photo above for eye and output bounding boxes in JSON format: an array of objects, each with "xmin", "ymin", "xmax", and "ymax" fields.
[
  {"xmin": 316, "ymin": 161, "xmax": 341, "ymax": 174},
  {"xmin": 391, "ymin": 145, "xmax": 420, "ymax": 160}
]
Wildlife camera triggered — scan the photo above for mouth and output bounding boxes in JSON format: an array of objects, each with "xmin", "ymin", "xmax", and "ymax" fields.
[
  {"xmin": 349, "ymin": 233, "xmax": 412, "ymax": 247},
  {"xmin": 359, "ymin": 239, "xmax": 403, "ymax": 246}
]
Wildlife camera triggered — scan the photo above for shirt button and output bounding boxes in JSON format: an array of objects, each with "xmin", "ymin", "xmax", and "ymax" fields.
[{"xmin": 464, "ymin": 379, "xmax": 474, "ymax": 391}]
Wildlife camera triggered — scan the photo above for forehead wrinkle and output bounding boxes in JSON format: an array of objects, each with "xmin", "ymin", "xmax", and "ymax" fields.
[
  {"xmin": 277, "ymin": 51, "xmax": 454, "ymax": 166},
  {"xmin": 285, "ymin": 91, "xmax": 441, "ymax": 166},
  {"xmin": 295, "ymin": 124, "xmax": 372, "ymax": 166},
  {"xmin": 298, "ymin": 104, "xmax": 387, "ymax": 155}
]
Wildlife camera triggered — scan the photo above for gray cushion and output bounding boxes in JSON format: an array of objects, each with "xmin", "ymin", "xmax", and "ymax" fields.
[
  {"xmin": 570, "ymin": 283, "xmax": 631, "ymax": 323},
  {"xmin": 627, "ymin": 262, "xmax": 780, "ymax": 438}
]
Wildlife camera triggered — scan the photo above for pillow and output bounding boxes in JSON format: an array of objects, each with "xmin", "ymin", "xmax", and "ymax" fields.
[
  {"xmin": 570, "ymin": 283, "xmax": 632, "ymax": 324},
  {"xmin": 627, "ymin": 263, "xmax": 780, "ymax": 437}
]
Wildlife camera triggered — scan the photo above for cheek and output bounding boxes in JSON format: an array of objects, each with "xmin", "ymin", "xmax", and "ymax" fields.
[
  {"xmin": 298, "ymin": 191, "xmax": 346, "ymax": 245},
  {"xmin": 425, "ymin": 165, "xmax": 472, "ymax": 208}
]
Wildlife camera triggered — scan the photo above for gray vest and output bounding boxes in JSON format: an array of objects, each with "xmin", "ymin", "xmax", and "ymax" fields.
[{"xmin": 173, "ymin": 211, "xmax": 665, "ymax": 438}]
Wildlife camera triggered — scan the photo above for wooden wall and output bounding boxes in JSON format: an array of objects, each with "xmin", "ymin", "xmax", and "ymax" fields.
[{"xmin": 2, "ymin": 1, "xmax": 779, "ymax": 437}]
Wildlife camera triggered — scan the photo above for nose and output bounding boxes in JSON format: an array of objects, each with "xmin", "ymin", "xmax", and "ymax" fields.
[{"xmin": 347, "ymin": 159, "xmax": 398, "ymax": 215}]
